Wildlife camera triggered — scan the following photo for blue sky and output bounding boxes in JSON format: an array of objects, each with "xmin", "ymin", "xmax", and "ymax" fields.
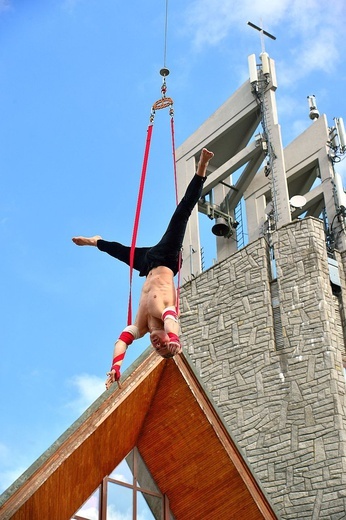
[{"xmin": 1, "ymin": 0, "xmax": 346, "ymax": 498}]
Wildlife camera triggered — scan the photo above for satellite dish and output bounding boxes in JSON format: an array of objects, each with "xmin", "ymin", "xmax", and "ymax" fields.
[{"xmin": 290, "ymin": 195, "xmax": 307, "ymax": 209}]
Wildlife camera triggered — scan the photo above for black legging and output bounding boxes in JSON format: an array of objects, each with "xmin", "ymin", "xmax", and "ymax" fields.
[{"xmin": 97, "ymin": 173, "xmax": 205, "ymax": 276}]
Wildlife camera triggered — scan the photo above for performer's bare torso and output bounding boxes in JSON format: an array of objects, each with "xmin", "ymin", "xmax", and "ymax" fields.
[{"xmin": 135, "ymin": 266, "xmax": 176, "ymax": 336}]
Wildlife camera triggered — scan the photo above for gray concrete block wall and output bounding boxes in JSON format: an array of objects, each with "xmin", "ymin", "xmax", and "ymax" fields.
[
  {"xmin": 180, "ymin": 217, "xmax": 346, "ymax": 519},
  {"xmin": 336, "ymin": 249, "xmax": 346, "ymax": 366}
]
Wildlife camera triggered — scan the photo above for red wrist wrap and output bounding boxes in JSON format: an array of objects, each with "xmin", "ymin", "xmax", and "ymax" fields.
[{"xmin": 111, "ymin": 353, "xmax": 125, "ymax": 381}]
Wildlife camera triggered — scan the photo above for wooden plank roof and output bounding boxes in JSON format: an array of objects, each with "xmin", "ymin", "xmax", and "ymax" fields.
[{"xmin": 0, "ymin": 350, "xmax": 277, "ymax": 520}]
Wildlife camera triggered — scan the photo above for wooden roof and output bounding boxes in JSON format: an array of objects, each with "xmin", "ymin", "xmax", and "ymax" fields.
[{"xmin": 0, "ymin": 350, "xmax": 277, "ymax": 520}]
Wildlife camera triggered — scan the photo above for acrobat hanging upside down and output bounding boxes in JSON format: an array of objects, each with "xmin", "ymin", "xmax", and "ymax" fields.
[{"xmin": 72, "ymin": 148, "xmax": 214, "ymax": 389}]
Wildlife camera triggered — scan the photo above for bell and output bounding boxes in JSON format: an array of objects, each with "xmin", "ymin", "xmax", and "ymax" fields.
[{"xmin": 212, "ymin": 217, "xmax": 230, "ymax": 237}]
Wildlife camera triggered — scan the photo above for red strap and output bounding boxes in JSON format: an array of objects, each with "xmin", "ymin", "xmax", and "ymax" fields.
[
  {"xmin": 171, "ymin": 116, "xmax": 178, "ymax": 206},
  {"xmin": 170, "ymin": 116, "xmax": 181, "ymax": 316},
  {"xmin": 127, "ymin": 123, "xmax": 154, "ymax": 325},
  {"xmin": 127, "ymin": 114, "xmax": 178, "ymax": 324}
]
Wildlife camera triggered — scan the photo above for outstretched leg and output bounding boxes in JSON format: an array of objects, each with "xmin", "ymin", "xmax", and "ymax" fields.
[
  {"xmin": 74, "ymin": 235, "xmax": 150, "ymax": 275},
  {"xmin": 147, "ymin": 148, "xmax": 214, "ymax": 265}
]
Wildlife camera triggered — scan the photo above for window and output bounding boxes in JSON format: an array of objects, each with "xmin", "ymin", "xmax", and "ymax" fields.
[{"xmin": 71, "ymin": 448, "xmax": 175, "ymax": 520}]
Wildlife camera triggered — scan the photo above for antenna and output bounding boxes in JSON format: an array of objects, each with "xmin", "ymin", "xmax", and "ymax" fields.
[
  {"xmin": 248, "ymin": 54, "xmax": 258, "ymax": 84},
  {"xmin": 329, "ymin": 125, "xmax": 340, "ymax": 150},
  {"xmin": 260, "ymin": 52, "xmax": 270, "ymax": 75},
  {"xmin": 334, "ymin": 172, "xmax": 346, "ymax": 209},
  {"xmin": 335, "ymin": 117, "xmax": 346, "ymax": 153},
  {"xmin": 307, "ymin": 95, "xmax": 319, "ymax": 120}
]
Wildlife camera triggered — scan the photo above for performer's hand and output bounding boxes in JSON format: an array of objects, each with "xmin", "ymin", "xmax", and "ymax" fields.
[
  {"xmin": 105, "ymin": 365, "xmax": 121, "ymax": 390},
  {"xmin": 167, "ymin": 340, "xmax": 182, "ymax": 356}
]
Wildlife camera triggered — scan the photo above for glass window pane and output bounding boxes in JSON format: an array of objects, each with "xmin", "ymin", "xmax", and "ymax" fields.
[
  {"xmin": 109, "ymin": 458, "xmax": 133, "ymax": 484},
  {"xmin": 72, "ymin": 488, "xmax": 100, "ymax": 520},
  {"xmin": 138, "ymin": 492, "xmax": 162, "ymax": 520},
  {"xmin": 107, "ymin": 481, "xmax": 133, "ymax": 519}
]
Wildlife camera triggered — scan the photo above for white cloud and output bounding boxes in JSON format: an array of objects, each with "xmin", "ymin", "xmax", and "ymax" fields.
[
  {"xmin": 182, "ymin": 0, "xmax": 288, "ymax": 50},
  {"xmin": 0, "ymin": 465, "xmax": 27, "ymax": 494},
  {"xmin": 61, "ymin": 0, "xmax": 82, "ymax": 12},
  {"xmin": 286, "ymin": 0, "xmax": 345, "ymax": 34},
  {"xmin": 183, "ymin": 0, "xmax": 345, "ymax": 48},
  {"xmin": 279, "ymin": 27, "xmax": 340, "ymax": 87},
  {"xmin": 277, "ymin": 93, "xmax": 301, "ymax": 119},
  {"xmin": 298, "ymin": 29, "xmax": 337, "ymax": 74},
  {"xmin": 107, "ymin": 506, "xmax": 131, "ymax": 520},
  {"xmin": 0, "ymin": 442, "xmax": 27, "ymax": 493},
  {"xmin": 111, "ymin": 472, "xmax": 130, "ymax": 484},
  {"xmin": 0, "ymin": 1, "xmax": 10, "ymax": 13},
  {"xmin": 76, "ymin": 506, "xmax": 99, "ymax": 520},
  {"xmin": 107, "ymin": 505, "xmax": 149, "ymax": 520},
  {"xmin": 181, "ymin": 0, "xmax": 346, "ymax": 82},
  {"xmin": 76, "ymin": 504, "xmax": 134, "ymax": 520},
  {"xmin": 0, "ymin": 442, "xmax": 9, "ymax": 461},
  {"xmin": 66, "ymin": 373, "xmax": 105, "ymax": 415}
]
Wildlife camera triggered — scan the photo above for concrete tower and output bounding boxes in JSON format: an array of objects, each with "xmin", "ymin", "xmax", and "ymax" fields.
[{"xmin": 176, "ymin": 52, "xmax": 346, "ymax": 519}]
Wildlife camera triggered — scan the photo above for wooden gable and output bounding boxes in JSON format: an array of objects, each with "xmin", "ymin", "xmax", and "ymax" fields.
[{"xmin": 0, "ymin": 351, "xmax": 277, "ymax": 520}]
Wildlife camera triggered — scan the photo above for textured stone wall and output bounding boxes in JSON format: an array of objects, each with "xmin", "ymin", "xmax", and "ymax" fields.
[{"xmin": 180, "ymin": 217, "xmax": 346, "ymax": 520}]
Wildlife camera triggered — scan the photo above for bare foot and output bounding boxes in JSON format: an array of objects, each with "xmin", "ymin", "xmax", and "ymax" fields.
[
  {"xmin": 72, "ymin": 235, "xmax": 102, "ymax": 246},
  {"xmin": 201, "ymin": 148, "xmax": 214, "ymax": 162},
  {"xmin": 197, "ymin": 148, "xmax": 214, "ymax": 177}
]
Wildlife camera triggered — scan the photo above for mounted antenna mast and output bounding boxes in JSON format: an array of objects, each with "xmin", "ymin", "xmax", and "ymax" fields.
[{"xmin": 247, "ymin": 20, "xmax": 291, "ymax": 235}]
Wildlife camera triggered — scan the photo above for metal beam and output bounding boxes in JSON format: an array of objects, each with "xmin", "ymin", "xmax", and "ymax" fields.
[
  {"xmin": 201, "ymin": 140, "xmax": 264, "ymax": 196},
  {"xmin": 226, "ymin": 147, "xmax": 266, "ymax": 210}
]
